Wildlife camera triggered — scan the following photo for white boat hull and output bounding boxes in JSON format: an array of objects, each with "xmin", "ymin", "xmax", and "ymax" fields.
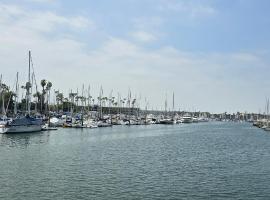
[
  {"xmin": 182, "ymin": 119, "xmax": 193, "ymax": 123},
  {"xmin": 6, "ymin": 125, "xmax": 42, "ymax": 133},
  {"xmin": 0, "ymin": 125, "xmax": 8, "ymax": 133},
  {"xmin": 49, "ymin": 118, "xmax": 64, "ymax": 127},
  {"xmin": 159, "ymin": 117, "xmax": 176, "ymax": 125},
  {"xmin": 264, "ymin": 127, "xmax": 270, "ymax": 131}
]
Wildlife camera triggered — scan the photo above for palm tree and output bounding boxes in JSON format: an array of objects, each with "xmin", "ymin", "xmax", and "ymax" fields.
[
  {"xmin": 20, "ymin": 82, "xmax": 31, "ymax": 113},
  {"xmin": 81, "ymin": 96, "xmax": 86, "ymax": 107},
  {"xmin": 25, "ymin": 81, "xmax": 32, "ymax": 114},
  {"xmin": 0, "ymin": 84, "xmax": 13, "ymax": 115},
  {"xmin": 55, "ymin": 90, "xmax": 59, "ymax": 112},
  {"xmin": 63, "ymin": 97, "xmax": 69, "ymax": 111},
  {"xmin": 41, "ymin": 79, "xmax": 47, "ymax": 91},
  {"xmin": 33, "ymin": 91, "xmax": 41, "ymax": 112},
  {"xmin": 75, "ymin": 95, "xmax": 80, "ymax": 112},
  {"xmin": 131, "ymin": 98, "xmax": 136, "ymax": 115},
  {"xmin": 40, "ymin": 79, "xmax": 47, "ymax": 113},
  {"xmin": 132, "ymin": 99, "xmax": 136, "ymax": 107},
  {"xmin": 111, "ymin": 97, "xmax": 115, "ymax": 104},
  {"xmin": 87, "ymin": 95, "xmax": 92, "ymax": 111},
  {"xmin": 56, "ymin": 92, "xmax": 64, "ymax": 111},
  {"xmin": 46, "ymin": 81, "xmax": 52, "ymax": 113},
  {"xmin": 120, "ymin": 99, "xmax": 125, "ymax": 115},
  {"xmin": 102, "ymin": 97, "xmax": 108, "ymax": 107},
  {"xmin": 69, "ymin": 92, "xmax": 77, "ymax": 113}
]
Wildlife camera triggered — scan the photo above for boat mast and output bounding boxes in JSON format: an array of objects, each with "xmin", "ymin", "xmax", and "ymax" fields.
[
  {"xmin": 128, "ymin": 89, "xmax": 131, "ymax": 124},
  {"xmin": 145, "ymin": 97, "xmax": 148, "ymax": 124},
  {"xmin": 99, "ymin": 86, "xmax": 103, "ymax": 119},
  {"xmin": 267, "ymin": 98, "xmax": 269, "ymax": 126},
  {"xmin": 26, "ymin": 50, "xmax": 31, "ymax": 115},
  {"xmin": 165, "ymin": 92, "xmax": 167, "ymax": 117},
  {"xmin": 14, "ymin": 72, "xmax": 19, "ymax": 116},
  {"xmin": 0, "ymin": 74, "xmax": 5, "ymax": 116},
  {"xmin": 109, "ymin": 89, "xmax": 113, "ymax": 124},
  {"xmin": 70, "ymin": 89, "xmax": 73, "ymax": 115},
  {"xmin": 172, "ymin": 92, "xmax": 175, "ymax": 111},
  {"xmin": 81, "ymin": 84, "xmax": 84, "ymax": 126},
  {"xmin": 87, "ymin": 85, "xmax": 90, "ymax": 112},
  {"xmin": 172, "ymin": 92, "xmax": 175, "ymax": 119}
]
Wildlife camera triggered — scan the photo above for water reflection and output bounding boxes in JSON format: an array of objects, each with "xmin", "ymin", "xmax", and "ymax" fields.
[
  {"xmin": 0, "ymin": 132, "xmax": 50, "ymax": 149},
  {"xmin": 1, "ymin": 123, "xmax": 270, "ymax": 200}
]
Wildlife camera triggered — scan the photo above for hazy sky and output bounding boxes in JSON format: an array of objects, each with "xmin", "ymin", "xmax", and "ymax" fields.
[{"xmin": 0, "ymin": 0, "xmax": 270, "ymax": 113}]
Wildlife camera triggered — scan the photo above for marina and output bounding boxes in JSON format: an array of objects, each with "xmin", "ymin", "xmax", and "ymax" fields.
[
  {"xmin": 0, "ymin": 51, "xmax": 264, "ymax": 134},
  {"xmin": 1, "ymin": 0, "xmax": 270, "ymax": 199}
]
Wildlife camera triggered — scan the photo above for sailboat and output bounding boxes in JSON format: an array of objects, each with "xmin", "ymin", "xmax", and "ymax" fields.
[
  {"xmin": 0, "ymin": 75, "xmax": 11, "ymax": 133},
  {"xmin": 159, "ymin": 93, "xmax": 175, "ymax": 125},
  {"xmin": 263, "ymin": 98, "xmax": 270, "ymax": 131},
  {"xmin": 6, "ymin": 51, "xmax": 42, "ymax": 133},
  {"xmin": 181, "ymin": 114, "xmax": 193, "ymax": 123}
]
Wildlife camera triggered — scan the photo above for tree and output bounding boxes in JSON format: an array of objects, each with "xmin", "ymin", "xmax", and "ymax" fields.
[
  {"xmin": 102, "ymin": 97, "xmax": 108, "ymax": 107},
  {"xmin": 33, "ymin": 91, "xmax": 41, "ymax": 112},
  {"xmin": 46, "ymin": 81, "xmax": 52, "ymax": 113},
  {"xmin": 0, "ymin": 90, "xmax": 15, "ymax": 115},
  {"xmin": 69, "ymin": 92, "xmax": 77, "ymax": 113},
  {"xmin": 54, "ymin": 90, "xmax": 59, "ymax": 112},
  {"xmin": 63, "ymin": 97, "xmax": 69, "ymax": 112},
  {"xmin": 56, "ymin": 92, "xmax": 63, "ymax": 111},
  {"xmin": 40, "ymin": 79, "xmax": 47, "ymax": 113}
]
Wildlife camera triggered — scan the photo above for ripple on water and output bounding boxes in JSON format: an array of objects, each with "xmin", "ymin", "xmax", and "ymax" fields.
[{"xmin": 1, "ymin": 122, "xmax": 270, "ymax": 199}]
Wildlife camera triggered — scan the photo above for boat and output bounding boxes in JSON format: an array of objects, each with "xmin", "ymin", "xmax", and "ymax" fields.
[
  {"xmin": 264, "ymin": 126, "xmax": 270, "ymax": 131},
  {"xmin": 63, "ymin": 115, "xmax": 73, "ymax": 128},
  {"xmin": 111, "ymin": 119, "xmax": 126, "ymax": 125},
  {"xmin": 5, "ymin": 51, "xmax": 42, "ymax": 133},
  {"xmin": 263, "ymin": 119, "xmax": 270, "ymax": 131},
  {"xmin": 0, "ymin": 116, "xmax": 12, "ymax": 133},
  {"xmin": 158, "ymin": 94, "xmax": 175, "ymax": 125},
  {"xmin": 41, "ymin": 124, "xmax": 58, "ymax": 131},
  {"xmin": 159, "ymin": 118, "xmax": 175, "ymax": 125},
  {"xmin": 181, "ymin": 115, "xmax": 193, "ymax": 123},
  {"xmin": 49, "ymin": 117, "xmax": 65, "ymax": 127},
  {"xmin": 0, "ymin": 123, "xmax": 8, "ymax": 133},
  {"xmin": 0, "ymin": 75, "xmax": 9, "ymax": 133},
  {"xmin": 192, "ymin": 117, "xmax": 199, "ymax": 123},
  {"xmin": 198, "ymin": 117, "xmax": 209, "ymax": 122},
  {"xmin": 262, "ymin": 99, "xmax": 270, "ymax": 131},
  {"xmin": 6, "ymin": 115, "xmax": 42, "ymax": 133},
  {"xmin": 97, "ymin": 121, "xmax": 112, "ymax": 127},
  {"xmin": 84, "ymin": 119, "xmax": 98, "ymax": 128},
  {"xmin": 87, "ymin": 123, "xmax": 98, "ymax": 128}
]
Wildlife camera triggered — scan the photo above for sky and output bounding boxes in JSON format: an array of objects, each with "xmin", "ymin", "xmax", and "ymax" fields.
[{"xmin": 0, "ymin": 0, "xmax": 270, "ymax": 113}]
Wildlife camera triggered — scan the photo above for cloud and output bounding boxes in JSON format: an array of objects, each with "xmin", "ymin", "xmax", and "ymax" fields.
[
  {"xmin": 130, "ymin": 31, "xmax": 157, "ymax": 42},
  {"xmin": 0, "ymin": 2, "xmax": 268, "ymax": 113},
  {"xmin": 132, "ymin": 16, "xmax": 164, "ymax": 30},
  {"xmin": 0, "ymin": 3, "xmax": 93, "ymax": 34},
  {"xmin": 25, "ymin": 0, "xmax": 56, "ymax": 3},
  {"xmin": 158, "ymin": 0, "xmax": 218, "ymax": 18},
  {"xmin": 231, "ymin": 53, "xmax": 260, "ymax": 63},
  {"xmin": 130, "ymin": 17, "xmax": 163, "ymax": 44}
]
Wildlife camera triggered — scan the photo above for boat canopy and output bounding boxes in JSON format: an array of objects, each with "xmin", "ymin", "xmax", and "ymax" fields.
[{"xmin": 8, "ymin": 116, "xmax": 42, "ymax": 126}]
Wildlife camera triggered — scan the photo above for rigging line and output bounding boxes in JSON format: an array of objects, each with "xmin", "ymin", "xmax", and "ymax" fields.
[
  {"xmin": 5, "ymin": 75, "xmax": 17, "ymax": 114},
  {"xmin": 30, "ymin": 53, "xmax": 38, "ymax": 94}
]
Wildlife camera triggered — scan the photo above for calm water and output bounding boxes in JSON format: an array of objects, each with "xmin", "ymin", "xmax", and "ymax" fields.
[{"xmin": 1, "ymin": 122, "xmax": 270, "ymax": 200}]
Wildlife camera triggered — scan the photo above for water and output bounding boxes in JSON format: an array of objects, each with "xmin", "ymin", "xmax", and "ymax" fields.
[{"xmin": 1, "ymin": 122, "xmax": 270, "ymax": 199}]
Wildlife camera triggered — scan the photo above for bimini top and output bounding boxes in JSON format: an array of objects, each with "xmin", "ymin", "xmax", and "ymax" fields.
[{"xmin": 8, "ymin": 116, "xmax": 42, "ymax": 126}]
